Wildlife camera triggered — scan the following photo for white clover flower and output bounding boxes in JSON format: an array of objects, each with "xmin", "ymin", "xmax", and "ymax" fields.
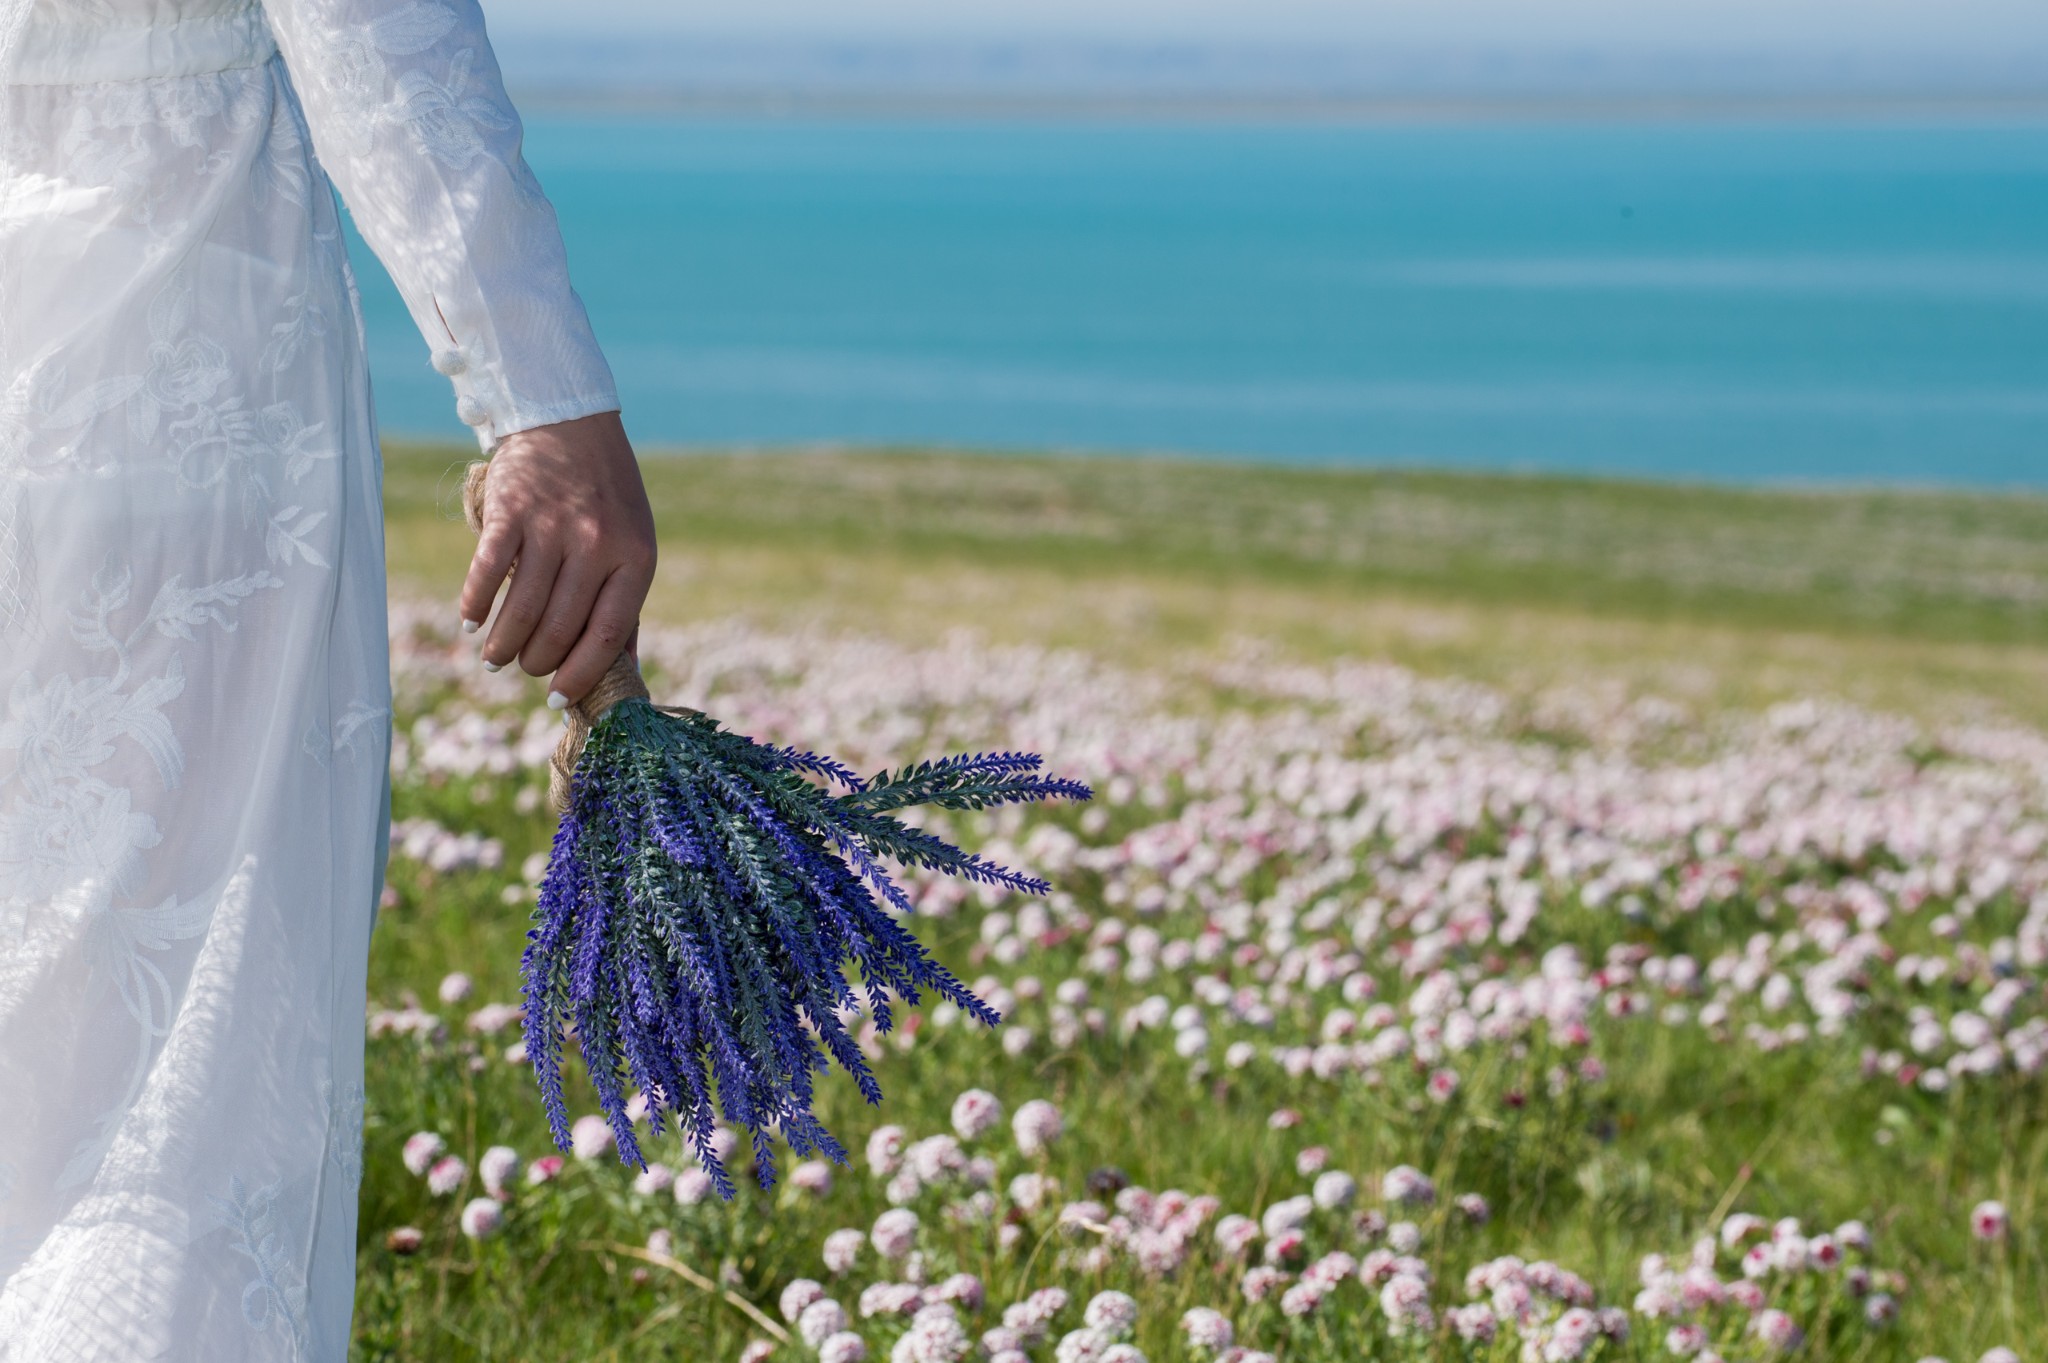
[
  {"xmin": 570, "ymin": 1114, "xmax": 614, "ymax": 1162},
  {"xmin": 1380, "ymin": 1165, "xmax": 1436, "ymax": 1207},
  {"xmin": 783, "ymin": 1279, "xmax": 828, "ymax": 1324},
  {"xmin": 1311, "ymin": 1171, "xmax": 1356, "ymax": 1209},
  {"xmin": 674, "ymin": 1168, "xmax": 715, "ymax": 1206},
  {"xmin": 1053, "ymin": 1329, "xmax": 1109, "ymax": 1363},
  {"xmin": 1009, "ymin": 1172, "xmax": 1058, "ymax": 1213},
  {"xmin": 823, "ymin": 1228, "xmax": 866, "ymax": 1275},
  {"xmin": 1448, "ymin": 1304, "xmax": 1497, "ymax": 1343},
  {"xmin": 950, "ymin": 1089, "xmax": 1005, "ymax": 1141},
  {"xmin": 934, "ymin": 1273, "xmax": 984, "ymax": 1310},
  {"xmin": 478, "ymin": 1145, "xmax": 521, "ymax": 1199},
  {"xmin": 798, "ymin": 1299, "xmax": 850, "ymax": 1349},
  {"xmin": 872, "ymin": 1208, "xmax": 921, "ymax": 1259},
  {"xmin": 1378, "ymin": 1274, "xmax": 1434, "ymax": 1336},
  {"xmin": 1179, "ymin": 1307, "xmax": 1233, "ymax": 1354},
  {"xmin": 1752, "ymin": 1310, "xmax": 1803, "ymax": 1352},
  {"xmin": 458, "ymin": 1196, "xmax": 503, "ymax": 1240},
  {"xmin": 401, "ymin": 1131, "xmax": 446, "ymax": 1177},
  {"xmin": 1258, "ymin": 1195, "xmax": 1313, "ymax": 1238},
  {"xmin": 820, "ymin": 1333, "xmax": 869, "ymax": 1363},
  {"xmin": 1082, "ymin": 1290, "xmax": 1139, "ymax": 1339},
  {"xmin": 1013, "ymin": 1100, "xmax": 1064, "ymax": 1155},
  {"xmin": 426, "ymin": 1155, "xmax": 467, "ymax": 1197}
]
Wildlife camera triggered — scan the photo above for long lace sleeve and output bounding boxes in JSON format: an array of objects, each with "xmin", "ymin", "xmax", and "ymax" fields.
[{"xmin": 259, "ymin": 0, "xmax": 619, "ymax": 449}]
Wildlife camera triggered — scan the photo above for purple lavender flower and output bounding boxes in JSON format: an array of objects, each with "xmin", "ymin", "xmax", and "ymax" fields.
[{"xmin": 521, "ymin": 703, "xmax": 1089, "ymax": 1194}]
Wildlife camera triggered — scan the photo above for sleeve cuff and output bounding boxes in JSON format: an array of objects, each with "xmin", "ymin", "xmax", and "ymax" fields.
[{"xmin": 430, "ymin": 345, "xmax": 621, "ymax": 450}]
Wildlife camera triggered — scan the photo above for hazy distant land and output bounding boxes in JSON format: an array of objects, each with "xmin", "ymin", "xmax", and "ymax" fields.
[{"xmin": 491, "ymin": 35, "xmax": 2048, "ymax": 116}]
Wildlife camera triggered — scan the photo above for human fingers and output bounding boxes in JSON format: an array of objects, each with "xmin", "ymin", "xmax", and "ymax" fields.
[
  {"xmin": 459, "ymin": 517, "xmax": 519, "ymax": 635},
  {"xmin": 480, "ymin": 542, "xmax": 562, "ymax": 673},
  {"xmin": 546, "ymin": 567, "xmax": 648, "ymax": 706},
  {"xmin": 519, "ymin": 556, "xmax": 604, "ymax": 681}
]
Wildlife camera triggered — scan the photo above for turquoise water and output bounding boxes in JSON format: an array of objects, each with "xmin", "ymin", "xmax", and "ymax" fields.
[{"xmin": 347, "ymin": 116, "xmax": 2048, "ymax": 485}]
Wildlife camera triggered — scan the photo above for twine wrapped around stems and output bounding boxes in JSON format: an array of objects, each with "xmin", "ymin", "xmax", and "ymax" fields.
[{"xmin": 462, "ymin": 458, "xmax": 650, "ymax": 811}]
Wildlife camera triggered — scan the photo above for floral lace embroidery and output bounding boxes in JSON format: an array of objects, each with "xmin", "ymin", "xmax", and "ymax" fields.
[
  {"xmin": 207, "ymin": 1174, "xmax": 310, "ymax": 1358},
  {"xmin": 325, "ymin": 1079, "xmax": 365, "ymax": 1192}
]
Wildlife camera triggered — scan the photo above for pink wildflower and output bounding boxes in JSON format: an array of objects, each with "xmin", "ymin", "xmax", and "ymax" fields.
[
  {"xmin": 798, "ymin": 1300, "xmax": 850, "ymax": 1349},
  {"xmin": 1013, "ymin": 1100, "xmax": 1064, "ymax": 1155},
  {"xmin": 478, "ymin": 1146, "xmax": 521, "ymax": 1199},
  {"xmin": 1213, "ymin": 1215, "xmax": 1259, "ymax": 1256},
  {"xmin": 783, "ymin": 1279, "xmax": 828, "ymax": 1323},
  {"xmin": 1180, "ymin": 1308, "xmax": 1234, "ymax": 1354},
  {"xmin": 821, "ymin": 1334, "xmax": 868, "ymax": 1363},
  {"xmin": 1752, "ymin": 1310, "xmax": 1803, "ymax": 1352},
  {"xmin": 1312, "ymin": 1171, "xmax": 1357, "ymax": 1209},
  {"xmin": 1666, "ymin": 1324, "xmax": 1708, "ymax": 1356},
  {"xmin": 569, "ymin": 1114, "xmax": 613, "ymax": 1162},
  {"xmin": 823, "ymin": 1228, "xmax": 866, "ymax": 1275},
  {"xmin": 401, "ymin": 1131, "xmax": 445, "ymax": 1177},
  {"xmin": 1448, "ymin": 1303, "xmax": 1497, "ymax": 1342},
  {"xmin": 1083, "ymin": 1291, "xmax": 1139, "ymax": 1338},
  {"xmin": 457, "ymin": 1197, "xmax": 502, "ymax": 1240},
  {"xmin": 950, "ymin": 1090, "xmax": 1005, "ymax": 1142},
  {"xmin": 1239, "ymin": 1267, "xmax": 1289, "ymax": 1303},
  {"xmin": 935, "ymin": 1274, "xmax": 984, "ymax": 1311},
  {"xmin": 872, "ymin": 1208, "xmax": 921, "ymax": 1259},
  {"xmin": 425, "ymin": 1155, "xmax": 466, "ymax": 1197},
  {"xmin": 867, "ymin": 1125, "xmax": 907, "ymax": 1177},
  {"xmin": 1380, "ymin": 1165, "xmax": 1436, "ymax": 1206},
  {"xmin": 1378, "ymin": 1273, "xmax": 1434, "ymax": 1335}
]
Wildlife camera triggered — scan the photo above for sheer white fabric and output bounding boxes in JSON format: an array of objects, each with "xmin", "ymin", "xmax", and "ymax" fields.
[{"xmin": 0, "ymin": 0, "xmax": 618, "ymax": 1355}]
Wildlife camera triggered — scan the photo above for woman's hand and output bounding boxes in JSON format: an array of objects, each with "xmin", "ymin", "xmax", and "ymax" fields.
[{"xmin": 459, "ymin": 409, "xmax": 658, "ymax": 708}]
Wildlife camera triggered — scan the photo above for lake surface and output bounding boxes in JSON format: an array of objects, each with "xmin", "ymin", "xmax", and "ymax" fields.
[{"xmin": 346, "ymin": 115, "xmax": 2048, "ymax": 485}]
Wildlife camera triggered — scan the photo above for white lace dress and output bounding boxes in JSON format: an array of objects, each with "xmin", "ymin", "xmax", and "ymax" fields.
[{"xmin": 0, "ymin": 0, "xmax": 618, "ymax": 1355}]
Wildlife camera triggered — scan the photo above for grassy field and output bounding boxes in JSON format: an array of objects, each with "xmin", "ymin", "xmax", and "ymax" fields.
[
  {"xmin": 383, "ymin": 445, "xmax": 2048, "ymax": 725},
  {"xmin": 359, "ymin": 444, "xmax": 2048, "ymax": 1362}
]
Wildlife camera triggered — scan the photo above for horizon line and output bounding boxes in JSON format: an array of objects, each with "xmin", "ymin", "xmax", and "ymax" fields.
[{"xmin": 507, "ymin": 86, "xmax": 2048, "ymax": 123}]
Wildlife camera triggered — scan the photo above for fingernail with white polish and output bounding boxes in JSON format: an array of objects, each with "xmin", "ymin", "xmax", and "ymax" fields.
[
  {"xmin": 546, "ymin": 690, "xmax": 570, "ymax": 711},
  {"xmin": 460, "ymin": 618, "xmax": 480, "ymax": 634},
  {"xmin": 482, "ymin": 659, "xmax": 502, "ymax": 673}
]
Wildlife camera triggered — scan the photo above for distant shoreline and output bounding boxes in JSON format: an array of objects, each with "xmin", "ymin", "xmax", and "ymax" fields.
[{"xmin": 509, "ymin": 86, "xmax": 2048, "ymax": 124}]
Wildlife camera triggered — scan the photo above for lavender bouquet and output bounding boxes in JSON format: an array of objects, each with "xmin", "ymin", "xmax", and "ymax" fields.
[{"xmin": 462, "ymin": 463, "xmax": 1090, "ymax": 1197}]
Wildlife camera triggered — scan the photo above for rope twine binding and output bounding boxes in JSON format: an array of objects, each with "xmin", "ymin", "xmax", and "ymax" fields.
[{"xmin": 462, "ymin": 458, "xmax": 668, "ymax": 811}]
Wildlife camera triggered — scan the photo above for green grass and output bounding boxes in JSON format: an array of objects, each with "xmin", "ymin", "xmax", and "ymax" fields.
[
  {"xmin": 359, "ymin": 444, "xmax": 2048, "ymax": 1362},
  {"xmin": 384, "ymin": 444, "xmax": 2048, "ymax": 726}
]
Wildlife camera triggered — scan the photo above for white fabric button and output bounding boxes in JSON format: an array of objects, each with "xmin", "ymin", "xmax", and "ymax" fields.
[
  {"xmin": 456, "ymin": 395, "xmax": 490, "ymax": 427},
  {"xmin": 431, "ymin": 348, "xmax": 468, "ymax": 376}
]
